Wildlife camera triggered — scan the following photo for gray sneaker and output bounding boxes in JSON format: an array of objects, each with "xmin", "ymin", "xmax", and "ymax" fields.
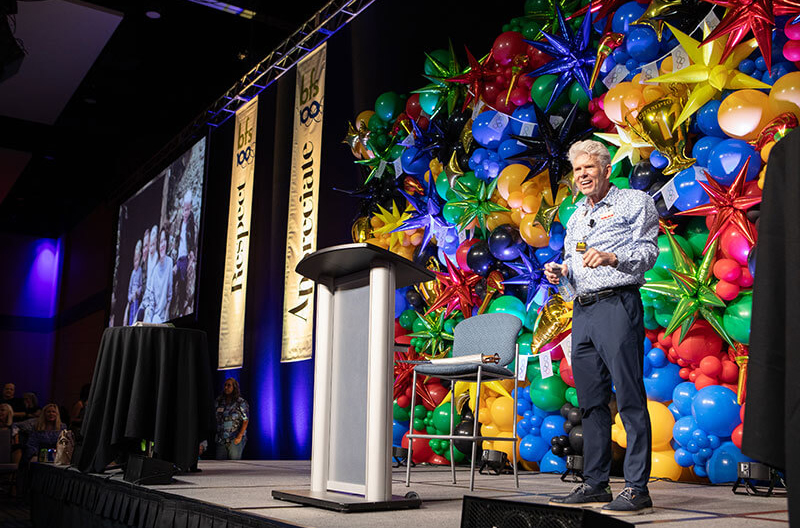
[
  {"xmin": 601, "ymin": 487, "xmax": 653, "ymax": 515},
  {"xmin": 549, "ymin": 483, "xmax": 613, "ymax": 507}
]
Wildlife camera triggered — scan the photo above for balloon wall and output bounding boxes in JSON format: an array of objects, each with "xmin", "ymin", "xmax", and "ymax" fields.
[{"xmin": 344, "ymin": 0, "xmax": 790, "ymax": 482}]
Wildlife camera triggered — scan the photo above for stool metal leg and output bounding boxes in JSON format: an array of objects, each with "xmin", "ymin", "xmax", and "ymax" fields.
[
  {"xmin": 512, "ymin": 345, "xmax": 519, "ymax": 488},
  {"xmin": 449, "ymin": 382, "xmax": 456, "ymax": 484},
  {"xmin": 469, "ymin": 366, "xmax": 483, "ymax": 492},
  {"xmin": 405, "ymin": 370, "xmax": 418, "ymax": 487}
]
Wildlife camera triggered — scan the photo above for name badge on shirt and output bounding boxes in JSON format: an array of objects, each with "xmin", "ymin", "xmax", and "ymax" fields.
[
  {"xmin": 576, "ymin": 241, "xmax": 587, "ymax": 253},
  {"xmin": 600, "ymin": 208, "xmax": 614, "ymax": 220}
]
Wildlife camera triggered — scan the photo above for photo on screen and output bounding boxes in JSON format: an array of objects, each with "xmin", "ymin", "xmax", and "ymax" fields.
[{"xmin": 109, "ymin": 136, "xmax": 206, "ymax": 326}]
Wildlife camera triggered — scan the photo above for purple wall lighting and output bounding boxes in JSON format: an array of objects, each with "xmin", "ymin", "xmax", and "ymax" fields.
[{"xmin": 20, "ymin": 238, "xmax": 62, "ymax": 318}]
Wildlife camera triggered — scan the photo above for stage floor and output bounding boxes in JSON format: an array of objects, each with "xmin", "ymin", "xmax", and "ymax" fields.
[{"xmin": 129, "ymin": 460, "xmax": 790, "ymax": 527}]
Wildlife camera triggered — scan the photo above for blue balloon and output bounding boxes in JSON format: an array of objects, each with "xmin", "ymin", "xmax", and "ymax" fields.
[
  {"xmin": 754, "ymin": 56, "xmax": 767, "ymax": 71},
  {"xmin": 706, "ymin": 441, "xmax": 752, "ymax": 483},
  {"xmin": 696, "ymin": 100, "xmax": 725, "ymax": 137},
  {"xmin": 644, "ymin": 363, "xmax": 682, "ymax": 402},
  {"xmin": 611, "ymin": 1, "xmax": 647, "ymax": 33},
  {"xmin": 626, "ymin": 26, "xmax": 660, "ymax": 63},
  {"xmin": 692, "ymin": 136, "xmax": 725, "ymax": 167},
  {"xmin": 738, "ymin": 59, "xmax": 756, "ymax": 75},
  {"xmin": 612, "ymin": 48, "xmax": 630, "ymax": 64},
  {"xmin": 510, "ymin": 104, "xmax": 538, "ymax": 136},
  {"xmin": 672, "ymin": 167, "xmax": 711, "ymax": 211},
  {"xmin": 498, "ymin": 138, "xmax": 528, "ymax": 160},
  {"xmin": 516, "ymin": 417, "xmax": 532, "ymax": 437},
  {"xmin": 541, "ymin": 414, "xmax": 567, "ymax": 440},
  {"xmin": 535, "ymin": 246, "xmax": 557, "ymax": 263},
  {"xmin": 646, "ymin": 344, "xmax": 667, "ymax": 368},
  {"xmin": 668, "ymin": 402, "xmax": 682, "ymax": 421},
  {"xmin": 672, "ymin": 415, "xmax": 697, "ymax": 446},
  {"xmin": 694, "ymin": 463, "xmax": 708, "ymax": 478},
  {"xmin": 539, "ymin": 450, "xmax": 568, "ymax": 473},
  {"xmin": 519, "ymin": 433, "xmax": 550, "ymax": 462},
  {"xmin": 707, "ymin": 139, "xmax": 761, "ymax": 185},
  {"xmin": 548, "ymin": 222, "xmax": 565, "ymax": 251},
  {"xmin": 395, "ymin": 287, "xmax": 409, "ymax": 318},
  {"xmin": 472, "ymin": 110, "xmax": 511, "ymax": 149},
  {"xmin": 674, "ymin": 447, "xmax": 694, "ymax": 467},
  {"xmin": 625, "ymin": 58, "xmax": 639, "ymax": 72},
  {"xmin": 392, "ymin": 420, "xmax": 409, "ymax": 447},
  {"xmin": 401, "ymin": 147, "xmax": 432, "ymax": 175},
  {"xmin": 649, "ymin": 151, "xmax": 668, "ymax": 169},
  {"xmin": 691, "ymin": 385, "xmax": 741, "ymax": 437},
  {"xmin": 672, "ymin": 382, "xmax": 697, "ymax": 416}
]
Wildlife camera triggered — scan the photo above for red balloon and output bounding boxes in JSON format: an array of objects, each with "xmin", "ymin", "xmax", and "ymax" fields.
[
  {"xmin": 715, "ymin": 280, "xmax": 741, "ymax": 301},
  {"xmin": 658, "ymin": 330, "xmax": 672, "ymax": 348},
  {"xmin": 494, "ymin": 91, "xmax": 516, "ymax": 114},
  {"xmin": 679, "ymin": 367, "xmax": 692, "ymax": 380},
  {"xmin": 483, "ymin": 82, "xmax": 502, "ymax": 104},
  {"xmin": 731, "ymin": 423, "xmax": 744, "ymax": 449},
  {"xmin": 694, "ymin": 372, "xmax": 718, "ymax": 390},
  {"xmin": 719, "ymin": 360, "xmax": 739, "ymax": 384},
  {"xmin": 509, "ymin": 86, "xmax": 531, "ymax": 106},
  {"xmin": 519, "ymin": 75, "xmax": 534, "ymax": 90},
  {"xmin": 689, "ymin": 370, "xmax": 698, "ymax": 382},
  {"xmin": 429, "ymin": 454, "xmax": 450, "ymax": 466},
  {"xmin": 738, "ymin": 266, "xmax": 754, "ymax": 288},
  {"xmin": 397, "ymin": 394, "xmax": 410, "ymax": 408},
  {"xmin": 740, "ymin": 402, "xmax": 746, "ymax": 421},
  {"xmin": 786, "ymin": 17, "xmax": 800, "ymax": 40},
  {"xmin": 526, "ymin": 45, "xmax": 551, "ymax": 69},
  {"xmin": 402, "ymin": 430, "xmax": 434, "ymax": 464},
  {"xmin": 416, "ymin": 116, "xmax": 430, "ymax": 130},
  {"xmin": 493, "ymin": 31, "xmax": 527, "ymax": 66},
  {"xmin": 699, "ymin": 355, "xmax": 722, "ymax": 378},
  {"xmin": 405, "ymin": 93, "xmax": 422, "ymax": 121},
  {"xmin": 713, "ymin": 258, "xmax": 742, "ymax": 282},
  {"xmin": 426, "ymin": 382, "xmax": 448, "ymax": 408},
  {"xmin": 672, "ymin": 320, "xmax": 723, "ymax": 366},
  {"xmin": 560, "ymin": 359, "xmax": 575, "ymax": 387},
  {"xmin": 722, "ymin": 382, "xmax": 738, "ymax": 393},
  {"xmin": 590, "ymin": 112, "xmax": 612, "ymax": 129},
  {"xmin": 456, "ymin": 239, "xmax": 481, "ymax": 271},
  {"xmin": 720, "ymin": 225, "xmax": 755, "ymax": 266}
]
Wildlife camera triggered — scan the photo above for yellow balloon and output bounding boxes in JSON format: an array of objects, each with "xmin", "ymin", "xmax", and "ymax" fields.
[
  {"xmin": 510, "ymin": 208, "xmax": 523, "ymax": 226},
  {"xmin": 507, "ymin": 190, "xmax": 525, "ymax": 209},
  {"xmin": 481, "ymin": 423, "xmax": 500, "ymax": 438},
  {"xmin": 651, "ymin": 449, "xmax": 682, "ymax": 481},
  {"xmin": 519, "ymin": 214, "xmax": 550, "ymax": 247},
  {"xmin": 647, "ymin": 400, "xmax": 675, "ymax": 451},
  {"xmin": 497, "ymin": 164, "xmax": 530, "ymax": 200},
  {"xmin": 355, "ymin": 110, "xmax": 374, "ymax": 130},
  {"xmin": 769, "ymin": 71, "xmax": 800, "ymax": 119},
  {"xmin": 659, "ymin": 56, "xmax": 673, "ymax": 74},
  {"xmin": 486, "ymin": 211, "xmax": 514, "ymax": 231},
  {"xmin": 490, "ymin": 396, "xmax": 516, "ymax": 430},
  {"xmin": 351, "ymin": 216, "xmax": 373, "ymax": 243},
  {"xmin": 491, "ymin": 431, "xmax": 518, "ymax": 460},
  {"xmin": 604, "ymin": 82, "xmax": 646, "ymax": 125},
  {"xmin": 521, "ymin": 194, "xmax": 541, "ymax": 214},
  {"xmin": 612, "ymin": 414, "xmax": 627, "ymax": 448},
  {"xmin": 717, "ymin": 89, "xmax": 773, "ymax": 140}
]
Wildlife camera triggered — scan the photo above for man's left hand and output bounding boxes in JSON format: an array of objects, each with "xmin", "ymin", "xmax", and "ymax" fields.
[{"xmin": 582, "ymin": 248, "xmax": 618, "ymax": 268}]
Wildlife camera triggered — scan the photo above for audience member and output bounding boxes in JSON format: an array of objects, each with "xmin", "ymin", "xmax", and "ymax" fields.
[
  {"xmin": 143, "ymin": 227, "xmax": 173, "ymax": 323},
  {"xmin": 25, "ymin": 403, "xmax": 66, "ymax": 462},
  {"xmin": 70, "ymin": 383, "xmax": 91, "ymax": 431},
  {"xmin": 214, "ymin": 378, "xmax": 249, "ymax": 460},
  {"xmin": 21, "ymin": 392, "xmax": 40, "ymax": 420},
  {"xmin": 127, "ymin": 239, "xmax": 144, "ymax": 325},
  {"xmin": 174, "ymin": 190, "xmax": 196, "ymax": 315},
  {"xmin": 1, "ymin": 384, "xmax": 25, "ymax": 421}
]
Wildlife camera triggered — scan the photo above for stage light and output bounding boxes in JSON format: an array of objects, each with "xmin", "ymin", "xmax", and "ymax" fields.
[
  {"xmin": 479, "ymin": 449, "xmax": 510, "ymax": 475},
  {"xmin": 185, "ymin": 0, "xmax": 255, "ymax": 19}
]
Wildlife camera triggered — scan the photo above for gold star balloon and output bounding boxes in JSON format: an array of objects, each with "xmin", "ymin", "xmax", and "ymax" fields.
[
  {"xmin": 372, "ymin": 201, "xmax": 413, "ymax": 250},
  {"xmin": 633, "ymin": 0, "xmax": 685, "ymax": 40},
  {"xmin": 594, "ymin": 125, "xmax": 653, "ymax": 166},
  {"xmin": 649, "ymin": 22, "xmax": 771, "ymax": 130},
  {"xmin": 675, "ymin": 159, "xmax": 761, "ymax": 254}
]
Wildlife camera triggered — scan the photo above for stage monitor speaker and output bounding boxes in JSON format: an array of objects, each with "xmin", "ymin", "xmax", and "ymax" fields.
[
  {"xmin": 461, "ymin": 495, "xmax": 634, "ymax": 528},
  {"xmin": 124, "ymin": 454, "xmax": 176, "ymax": 485}
]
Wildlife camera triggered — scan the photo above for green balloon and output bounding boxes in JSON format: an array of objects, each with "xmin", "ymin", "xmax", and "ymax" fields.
[
  {"xmin": 565, "ymin": 387, "xmax": 579, "ymax": 407},
  {"xmin": 488, "ymin": 295, "xmax": 527, "ymax": 323},
  {"xmin": 723, "ymin": 293, "xmax": 752, "ymax": 345},
  {"xmin": 530, "ymin": 375, "xmax": 568, "ymax": 411},
  {"xmin": 654, "ymin": 302, "xmax": 676, "ymax": 328},
  {"xmin": 653, "ymin": 234, "xmax": 694, "ymax": 279},
  {"xmin": 431, "ymin": 403, "xmax": 460, "ymax": 433},
  {"xmin": 521, "ymin": 20, "xmax": 543, "ymax": 40},
  {"xmin": 443, "ymin": 201, "xmax": 466, "ymax": 225},
  {"xmin": 568, "ymin": 81, "xmax": 590, "ymax": 111},
  {"xmin": 445, "ymin": 444, "xmax": 467, "ymax": 462},
  {"xmin": 399, "ymin": 309, "xmax": 418, "ymax": 330},
  {"xmin": 531, "ymin": 75, "xmax": 559, "ymax": 109},
  {"xmin": 610, "ymin": 176, "xmax": 629, "ymax": 189},
  {"xmin": 524, "ymin": 0, "xmax": 550, "ymax": 12},
  {"xmin": 424, "ymin": 49, "xmax": 450, "ymax": 76},
  {"xmin": 455, "ymin": 173, "xmax": 481, "ymax": 194},
  {"xmin": 435, "ymin": 172, "xmax": 451, "ymax": 200},
  {"xmin": 419, "ymin": 92, "xmax": 440, "ymax": 115},
  {"xmin": 370, "ymin": 133, "xmax": 390, "ymax": 151},
  {"xmin": 558, "ymin": 198, "xmax": 579, "ymax": 226},
  {"xmin": 394, "ymin": 400, "xmax": 410, "ymax": 422},
  {"xmin": 413, "ymin": 418, "xmax": 425, "ymax": 431},
  {"xmin": 412, "ymin": 316, "xmax": 428, "ymax": 333},
  {"xmin": 685, "ymin": 217, "xmax": 710, "ymax": 256},
  {"xmin": 389, "ymin": 144, "xmax": 405, "ymax": 161},
  {"xmin": 368, "ymin": 113, "xmax": 389, "ymax": 133},
  {"xmin": 510, "ymin": 332, "xmax": 534, "ymax": 373},
  {"xmin": 523, "ymin": 302, "xmax": 541, "ymax": 331},
  {"xmin": 375, "ymin": 91, "xmax": 403, "ymax": 122}
]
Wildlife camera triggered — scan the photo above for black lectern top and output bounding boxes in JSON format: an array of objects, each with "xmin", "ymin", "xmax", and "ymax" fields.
[{"xmin": 296, "ymin": 243, "xmax": 435, "ymax": 288}]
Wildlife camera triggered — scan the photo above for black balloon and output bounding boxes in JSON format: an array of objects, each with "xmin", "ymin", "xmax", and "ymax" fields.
[
  {"xmin": 413, "ymin": 242, "xmax": 439, "ymax": 267},
  {"xmin": 560, "ymin": 403, "xmax": 573, "ymax": 418},
  {"xmin": 474, "ymin": 280, "xmax": 487, "ymax": 299},
  {"xmin": 550, "ymin": 436, "xmax": 560, "ymax": 447},
  {"xmin": 504, "ymin": 282, "xmax": 529, "ymax": 303},
  {"xmin": 488, "ymin": 224, "xmax": 523, "ymax": 261},
  {"xmin": 564, "ymin": 421, "xmax": 574, "ymax": 433},
  {"xmin": 452, "ymin": 419, "xmax": 477, "ymax": 457},
  {"xmin": 406, "ymin": 289, "xmax": 425, "ymax": 311},
  {"xmin": 567, "ymin": 407, "xmax": 582, "ymax": 426},
  {"xmin": 630, "ymin": 160, "xmax": 659, "ymax": 191},
  {"xmin": 466, "ymin": 240, "xmax": 495, "ymax": 277},
  {"xmin": 551, "ymin": 445, "xmax": 564, "ymax": 456},
  {"xmin": 568, "ymin": 425, "xmax": 584, "ymax": 455},
  {"xmin": 562, "ymin": 446, "xmax": 574, "ymax": 456},
  {"xmin": 557, "ymin": 435, "xmax": 570, "ymax": 447}
]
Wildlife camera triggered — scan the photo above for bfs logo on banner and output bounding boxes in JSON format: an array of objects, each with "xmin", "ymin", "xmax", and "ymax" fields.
[
  {"xmin": 299, "ymin": 67, "xmax": 322, "ymax": 127},
  {"xmin": 236, "ymin": 116, "xmax": 255, "ymax": 167}
]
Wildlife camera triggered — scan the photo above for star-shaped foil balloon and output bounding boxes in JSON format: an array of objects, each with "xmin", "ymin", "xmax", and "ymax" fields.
[
  {"xmin": 448, "ymin": 175, "xmax": 509, "ymax": 233},
  {"xmin": 334, "ymin": 172, "xmax": 406, "ymax": 219},
  {"xmin": 700, "ymin": 0, "xmax": 776, "ymax": 73},
  {"xmin": 393, "ymin": 175, "xmax": 448, "ymax": 252},
  {"xmin": 649, "ymin": 23, "xmax": 770, "ymax": 129},
  {"xmin": 524, "ymin": 5, "xmax": 596, "ymax": 111},
  {"xmin": 415, "ymin": 41, "xmax": 468, "ymax": 117},
  {"xmin": 503, "ymin": 249, "xmax": 560, "ymax": 309},
  {"xmin": 446, "ymin": 47, "xmax": 498, "ymax": 112},
  {"xmin": 355, "ymin": 135, "xmax": 400, "ymax": 184},
  {"xmin": 534, "ymin": 200, "xmax": 560, "ymax": 234},
  {"xmin": 524, "ymin": 0, "xmax": 583, "ymax": 38},
  {"xmin": 426, "ymin": 254, "xmax": 482, "ymax": 318},
  {"xmin": 407, "ymin": 309, "xmax": 455, "ymax": 359},
  {"xmin": 675, "ymin": 159, "xmax": 761, "ymax": 254},
  {"xmin": 633, "ymin": 0, "xmax": 688, "ymax": 40},
  {"xmin": 569, "ymin": 0, "xmax": 629, "ymax": 33},
  {"xmin": 776, "ymin": 0, "xmax": 800, "ymax": 23},
  {"xmin": 641, "ymin": 232, "xmax": 737, "ymax": 347},
  {"xmin": 372, "ymin": 201, "xmax": 413, "ymax": 249},
  {"xmin": 343, "ymin": 121, "xmax": 372, "ymax": 160},
  {"xmin": 394, "ymin": 347, "xmax": 438, "ymax": 409},
  {"xmin": 594, "ymin": 125, "xmax": 653, "ymax": 166},
  {"xmin": 509, "ymin": 102, "xmax": 592, "ymax": 197}
]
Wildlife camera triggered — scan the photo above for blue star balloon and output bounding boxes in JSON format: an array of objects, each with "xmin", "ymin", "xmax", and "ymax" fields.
[
  {"xmin": 502, "ymin": 248, "xmax": 561, "ymax": 310},
  {"xmin": 392, "ymin": 176, "xmax": 448, "ymax": 252},
  {"xmin": 525, "ymin": 4, "xmax": 596, "ymax": 111}
]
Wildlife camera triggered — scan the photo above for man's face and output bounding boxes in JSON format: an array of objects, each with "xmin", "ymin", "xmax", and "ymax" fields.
[
  {"xmin": 143, "ymin": 232, "xmax": 149, "ymax": 254},
  {"xmin": 183, "ymin": 199, "xmax": 191, "ymax": 222},
  {"xmin": 159, "ymin": 232, "xmax": 167, "ymax": 259},
  {"xmin": 150, "ymin": 231, "xmax": 158, "ymax": 256},
  {"xmin": 572, "ymin": 154, "xmax": 612, "ymax": 201},
  {"xmin": 3, "ymin": 384, "xmax": 13, "ymax": 399}
]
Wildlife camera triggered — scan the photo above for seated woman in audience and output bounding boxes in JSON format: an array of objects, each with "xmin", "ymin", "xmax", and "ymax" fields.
[
  {"xmin": 1, "ymin": 403, "xmax": 21, "ymax": 464},
  {"xmin": 25, "ymin": 403, "xmax": 66, "ymax": 461},
  {"xmin": 22, "ymin": 392, "xmax": 40, "ymax": 421}
]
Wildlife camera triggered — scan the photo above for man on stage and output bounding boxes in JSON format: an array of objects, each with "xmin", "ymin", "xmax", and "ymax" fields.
[{"xmin": 544, "ymin": 140, "xmax": 659, "ymax": 515}]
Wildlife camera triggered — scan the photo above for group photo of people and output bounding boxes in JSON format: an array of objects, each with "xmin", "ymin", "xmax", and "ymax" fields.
[{"xmin": 108, "ymin": 138, "xmax": 206, "ymax": 327}]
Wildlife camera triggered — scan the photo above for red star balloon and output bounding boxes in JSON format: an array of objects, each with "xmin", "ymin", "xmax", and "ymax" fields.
[
  {"xmin": 394, "ymin": 347, "xmax": 437, "ymax": 409},
  {"xmin": 700, "ymin": 0, "xmax": 775, "ymax": 72},
  {"xmin": 676, "ymin": 158, "xmax": 761, "ymax": 254},
  {"xmin": 426, "ymin": 254, "xmax": 481, "ymax": 318},
  {"xmin": 446, "ymin": 46, "xmax": 499, "ymax": 112},
  {"xmin": 776, "ymin": 0, "xmax": 800, "ymax": 20}
]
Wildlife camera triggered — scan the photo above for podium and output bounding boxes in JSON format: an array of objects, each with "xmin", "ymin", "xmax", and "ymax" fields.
[{"xmin": 272, "ymin": 243, "xmax": 433, "ymax": 512}]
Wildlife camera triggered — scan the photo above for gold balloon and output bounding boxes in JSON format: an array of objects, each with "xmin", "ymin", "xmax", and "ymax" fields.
[
  {"xmin": 633, "ymin": 0, "xmax": 683, "ymax": 40},
  {"xmin": 351, "ymin": 216, "xmax": 373, "ymax": 243},
  {"xmin": 530, "ymin": 293, "xmax": 572, "ymax": 354},
  {"xmin": 416, "ymin": 278, "xmax": 443, "ymax": 305},
  {"xmin": 534, "ymin": 201, "xmax": 559, "ymax": 234},
  {"xmin": 629, "ymin": 95, "xmax": 696, "ymax": 176}
]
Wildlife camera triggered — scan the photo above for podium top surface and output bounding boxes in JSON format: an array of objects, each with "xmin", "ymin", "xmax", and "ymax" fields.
[{"xmin": 296, "ymin": 243, "xmax": 435, "ymax": 287}]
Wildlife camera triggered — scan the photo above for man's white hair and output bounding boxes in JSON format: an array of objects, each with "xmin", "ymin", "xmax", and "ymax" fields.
[
  {"xmin": 183, "ymin": 189, "xmax": 193, "ymax": 206},
  {"xmin": 568, "ymin": 140, "xmax": 612, "ymax": 169}
]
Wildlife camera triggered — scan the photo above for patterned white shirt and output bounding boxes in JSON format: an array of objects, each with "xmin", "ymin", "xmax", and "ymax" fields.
[{"xmin": 563, "ymin": 185, "xmax": 659, "ymax": 295}]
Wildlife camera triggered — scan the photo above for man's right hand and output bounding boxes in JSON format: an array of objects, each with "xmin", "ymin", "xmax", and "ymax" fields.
[{"xmin": 544, "ymin": 262, "xmax": 568, "ymax": 284}]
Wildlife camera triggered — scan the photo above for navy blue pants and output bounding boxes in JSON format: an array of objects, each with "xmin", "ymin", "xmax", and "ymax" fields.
[{"xmin": 571, "ymin": 288, "xmax": 651, "ymax": 491}]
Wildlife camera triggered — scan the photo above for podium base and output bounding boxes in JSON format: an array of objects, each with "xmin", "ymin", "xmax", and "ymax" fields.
[{"xmin": 272, "ymin": 489, "xmax": 422, "ymax": 513}]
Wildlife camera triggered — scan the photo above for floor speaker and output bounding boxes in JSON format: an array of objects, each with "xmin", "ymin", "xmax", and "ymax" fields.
[
  {"xmin": 124, "ymin": 454, "xmax": 176, "ymax": 485},
  {"xmin": 461, "ymin": 495, "xmax": 634, "ymax": 528}
]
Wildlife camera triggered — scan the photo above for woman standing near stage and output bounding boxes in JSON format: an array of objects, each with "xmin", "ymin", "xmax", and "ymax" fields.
[{"xmin": 215, "ymin": 378, "xmax": 249, "ymax": 460}]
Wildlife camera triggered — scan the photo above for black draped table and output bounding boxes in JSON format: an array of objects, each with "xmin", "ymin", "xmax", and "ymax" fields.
[{"xmin": 76, "ymin": 327, "xmax": 214, "ymax": 473}]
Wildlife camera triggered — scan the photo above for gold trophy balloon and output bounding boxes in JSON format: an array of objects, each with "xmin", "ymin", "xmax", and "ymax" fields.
[{"xmin": 627, "ymin": 94, "xmax": 695, "ymax": 176}]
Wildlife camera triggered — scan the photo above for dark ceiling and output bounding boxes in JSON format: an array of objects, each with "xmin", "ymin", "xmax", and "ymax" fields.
[{"xmin": 0, "ymin": 0, "xmax": 331, "ymax": 237}]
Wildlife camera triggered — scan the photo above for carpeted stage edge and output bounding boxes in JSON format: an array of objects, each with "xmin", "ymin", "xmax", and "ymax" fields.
[{"xmin": 29, "ymin": 463, "xmax": 299, "ymax": 528}]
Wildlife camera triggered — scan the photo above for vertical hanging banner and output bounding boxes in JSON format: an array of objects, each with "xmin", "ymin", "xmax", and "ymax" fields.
[
  {"xmin": 282, "ymin": 43, "xmax": 327, "ymax": 362},
  {"xmin": 219, "ymin": 96, "xmax": 258, "ymax": 369}
]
